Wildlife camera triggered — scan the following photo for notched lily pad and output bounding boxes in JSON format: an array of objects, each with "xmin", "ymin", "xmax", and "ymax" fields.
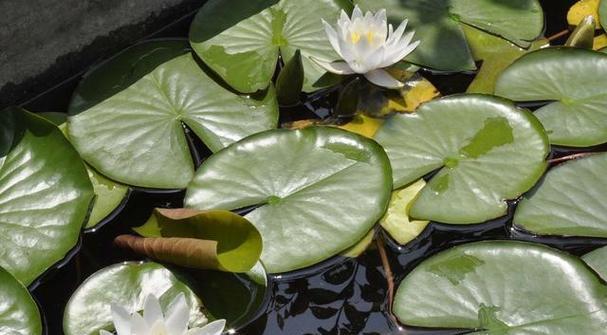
[
  {"xmin": 0, "ymin": 267, "xmax": 42, "ymax": 335},
  {"xmin": 394, "ymin": 241, "xmax": 607, "ymax": 334},
  {"xmin": 374, "ymin": 94, "xmax": 549, "ymax": 224},
  {"xmin": 116, "ymin": 208, "xmax": 262, "ymax": 273},
  {"xmin": 495, "ymin": 47, "xmax": 607, "ymax": 147},
  {"xmin": 190, "ymin": 0, "xmax": 350, "ymax": 93},
  {"xmin": 68, "ymin": 49, "xmax": 279, "ymax": 189},
  {"xmin": 514, "ymin": 153, "xmax": 607, "ymax": 238},
  {"xmin": 0, "ymin": 108, "xmax": 93, "ymax": 285},
  {"xmin": 355, "ymin": 0, "xmax": 544, "ymax": 71},
  {"xmin": 583, "ymin": 245, "xmax": 607, "ymax": 281},
  {"xmin": 185, "ymin": 127, "xmax": 392, "ymax": 273},
  {"xmin": 63, "ymin": 262, "xmax": 208, "ymax": 335}
]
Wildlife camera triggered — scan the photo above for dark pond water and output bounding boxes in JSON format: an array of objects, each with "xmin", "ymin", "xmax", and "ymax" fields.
[{"xmin": 20, "ymin": 0, "xmax": 607, "ymax": 334}]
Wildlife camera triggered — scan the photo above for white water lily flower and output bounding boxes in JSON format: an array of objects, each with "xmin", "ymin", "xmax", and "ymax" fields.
[
  {"xmin": 315, "ymin": 5, "xmax": 420, "ymax": 89},
  {"xmin": 100, "ymin": 293, "xmax": 225, "ymax": 335}
]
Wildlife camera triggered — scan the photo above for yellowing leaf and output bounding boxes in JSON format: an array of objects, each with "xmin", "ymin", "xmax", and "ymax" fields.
[
  {"xmin": 594, "ymin": 34, "xmax": 607, "ymax": 49},
  {"xmin": 339, "ymin": 115, "xmax": 384, "ymax": 138},
  {"xmin": 342, "ymin": 229, "xmax": 376, "ymax": 258},
  {"xmin": 380, "ymin": 179, "xmax": 430, "ymax": 245},
  {"xmin": 567, "ymin": 0, "xmax": 601, "ymax": 29}
]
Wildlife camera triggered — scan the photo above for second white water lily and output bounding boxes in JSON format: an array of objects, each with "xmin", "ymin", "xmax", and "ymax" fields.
[
  {"xmin": 100, "ymin": 293, "xmax": 225, "ymax": 335},
  {"xmin": 316, "ymin": 5, "xmax": 420, "ymax": 89}
]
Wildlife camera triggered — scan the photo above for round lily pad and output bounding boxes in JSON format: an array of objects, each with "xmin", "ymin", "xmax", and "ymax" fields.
[
  {"xmin": 495, "ymin": 47, "xmax": 607, "ymax": 147},
  {"xmin": 583, "ymin": 246, "xmax": 607, "ymax": 281},
  {"xmin": 0, "ymin": 108, "xmax": 93, "ymax": 285},
  {"xmin": 39, "ymin": 112, "xmax": 129, "ymax": 230},
  {"xmin": 68, "ymin": 52, "xmax": 279, "ymax": 189},
  {"xmin": 0, "ymin": 267, "xmax": 42, "ymax": 335},
  {"xmin": 63, "ymin": 262, "xmax": 208, "ymax": 335},
  {"xmin": 514, "ymin": 153, "xmax": 607, "ymax": 238},
  {"xmin": 374, "ymin": 94, "xmax": 549, "ymax": 224},
  {"xmin": 355, "ymin": 0, "xmax": 544, "ymax": 71},
  {"xmin": 189, "ymin": 0, "xmax": 350, "ymax": 93},
  {"xmin": 394, "ymin": 241, "xmax": 607, "ymax": 334},
  {"xmin": 185, "ymin": 127, "xmax": 392, "ymax": 273}
]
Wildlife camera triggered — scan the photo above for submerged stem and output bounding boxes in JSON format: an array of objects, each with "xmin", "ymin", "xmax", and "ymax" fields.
[
  {"xmin": 376, "ymin": 235, "xmax": 395, "ymax": 313},
  {"xmin": 548, "ymin": 152, "xmax": 595, "ymax": 164},
  {"xmin": 546, "ymin": 29, "xmax": 569, "ymax": 42}
]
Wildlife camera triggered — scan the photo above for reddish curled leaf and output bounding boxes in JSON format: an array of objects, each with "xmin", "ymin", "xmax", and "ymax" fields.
[{"xmin": 115, "ymin": 208, "xmax": 262, "ymax": 273}]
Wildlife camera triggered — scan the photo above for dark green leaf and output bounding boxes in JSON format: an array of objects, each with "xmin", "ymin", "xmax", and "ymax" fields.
[
  {"xmin": 276, "ymin": 49, "xmax": 304, "ymax": 106},
  {"xmin": 514, "ymin": 153, "xmax": 607, "ymax": 237},
  {"xmin": 0, "ymin": 108, "xmax": 93, "ymax": 285},
  {"xmin": 394, "ymin": 241, "xmax": 607, "ymax": 334},
  {"xmin": 185, "ymin": 127, "xmax": 392, "ymax": 273},
  {"xmin": 495, "ymin": 47, "xmax": 607, "ymax": 147},
  {"xmin": 565, "ymin": 16, "xmax": 596, "ymax": 49},
  {"xmin": 374, "ymin": 95, "xmax": 549, "ymax": 224},
  {"xmin": 583, "ymin": 246, "xmax": 607, "ymax": 281}
]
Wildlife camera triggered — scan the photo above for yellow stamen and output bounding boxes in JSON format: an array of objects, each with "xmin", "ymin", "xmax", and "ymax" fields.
[{"xmin": 351, "ymin": 32, "xmax": 361, "ymax": 44}]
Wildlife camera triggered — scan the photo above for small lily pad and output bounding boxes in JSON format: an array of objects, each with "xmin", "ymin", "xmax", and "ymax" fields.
[
  {"xmin": 394, "ymin": 241, "xmax": 607, "ymax": 334},
  {"xmin": 63, "ymin": 262, "xmax": 208, "ymax": 335},
  {"xmin": 374, "ymin": 94, "xmax": 549, "ymax": 224},
  {"xmin": 514, "ymin": 153, "xmax": 607, "ymax": 238},
  {"xmin": 0, "ymin": 267, "xmax": 42, "ymax": 335},
  {"xmin": 355, "ymin": 0, "xmax": 544, "ymax": 71},
  {"xmin": 118, "ymin": 208, "xmax": 262, "ymax": 273},
  {"xmin": 495, "ymin": 47, "xmax": 607, "ymax": 147},
  {"xmin": 185, "ymin": 127, "xmax": 392, "ymax": 273},
  {"xmin": 583, "ymin": 246, "xmax": 607, "ymax": 281},
  {"xmin": 190, "ymin": 0, "xmax": 350, "ymax": 93},
  {"xmin": 0, "ymin": 108, "xmax": 94, "ymax": 285},
  {"xmin": 68, "ymin": 51, "xmax": 278, "ymax": 189},
  {"xmin": 380, "ymin": 179, "xmax": 430, "ymax": 245}
]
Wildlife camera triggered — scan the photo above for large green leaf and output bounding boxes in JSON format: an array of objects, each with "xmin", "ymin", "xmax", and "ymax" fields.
[
  {"xmin": 39, "ymin": 112, "xmax": 129, "ymax": 230},
  {"xmin": 514, "ymin": 153, "xmax": 607, "ymax": 238},
  {"xmin": 119, "ymin": 208, "xmax": 262, "ymax": 272},
  {"xmin": 185, "ymin": 127, "xmax": 392, "ymax": 273},
  {"xmin": 394, "ymin": 241, "xmax": 607, "ymax": 334},
  {"xmin": 189, "ymin": 0, "xmax": 349, "ymax": 93},
  {"xmin": 355, "ymin": 0, "xmax": 544, "ymax": 71},
  {"xmin": 68, "ymin": 52, "xmax": 279, "ymax": 189},
  {"xmin": 0, "ymin": 108, "xmax": 93, "ymax": 285},
  {"xmin": 0, "ymin": 267, "xmax": 42, "ymax": 335},
  {"xmin": 495, "ymin": 48, "xmax": 607, "ymax": 147},
  {"xmin": 63, "ymin": 262, "xmax": 208, "ymax": 335},
  {"xmin": 374, "ymin": 95, "xmax": 549, "ymax": 224},
  {"xmin": 69, "ymin": 39, "xmax": 191, "ymax": 115},
  {"xmin": 583, "ymin": 246, "xmax": 607, "ymax": 281}
]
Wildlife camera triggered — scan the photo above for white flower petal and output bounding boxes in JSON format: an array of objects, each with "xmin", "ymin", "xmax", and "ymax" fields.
[
  {"xmin": 100, "ymin": 330, "xmax": 114, "ymax": 335},
  {"xmin": 130, "ymin": 313, "xmax": 149, "ymax": 335},
  {"xmin": 165, "ymin": 293, "xmax": 189, "ymax": 335},
  {"xmin": 387, "ymin": 39, "xmax": 420, "ymax": 66},
  {"xmin": 311, "ymin": 58, "xmax": 355, "ymax": 74},
  {"xmin": 322, "ymin": 19, "xmax": 342, "ymax": 57},
  {"xmin": 110, "ymin": 305, "xmax": 132, "ymax": 335},
  {"xmin": 338, "ymin": 9, "xmax": 351, "ymax": 27},
  {"xmin": 387, "ymin": 19, "xmax": 408, "ymax": 46},
  {"xmin": 186, "ymin": 320, "xmax": 227, "ymax": 335},
  {"xmin": 364, "ymin": 69, "xmax": 404, "ymax": 89},
  {"xmin": 143, "ymin": 294, "xmax": 163, "ymax": 326},
  {"xmin": 352, "ymin": 5, "xmax": 363, "ymax": 20}
]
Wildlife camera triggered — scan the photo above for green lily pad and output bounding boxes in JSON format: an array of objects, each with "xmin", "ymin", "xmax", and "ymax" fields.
[
  {"xmin": 495, "ymin": 47, "xmax": 607, "ymax": 147},
  {"xmin": 185, "ymin": 127, "xmax": 392, "ymax": 273},
  {"xmin": 600, "ymin": 0, "xmax": 607, "ymax": 31},
  {"xmin": 0, "ymin": 267, "xmax": 42, "ymax": 335},
  {"xmin": 69, "ymin": 39, "xmax": 191, "ymax": 115},
  {"xmin": 0, "ymin": 108, "xmax": 93, "ymax": 285},
  {"xmin": 68, "ymin": 52, "xmax": 279, "ymax": 189},
  {"xmin": 394, "ymin": 241, "xmax": 607, "ymax": 334},
  {"xmin": 189, "ymin": 0, "xmax": 349, "ymax": 93},
  {"xmin": 583, "ymin": 246, "xmax": 607, "ymax": 281},
  {"xmin": 63, "ymin": 262, "xmax": 208, "ymax": 335},
  {"xmin": 119, "ymin": 208, "xmax": 262, "ymax": 272},
  {"xmin": 380, "ymin": 179, "xmax": 430, "ymax": 245},
  {"xmin": 39, "ymin": 112, "xmax": 129, "ymax": 230},
  {"xmin": 355, "ymin": 0, "xmax": 544, "ymax": 71},
  {"xmin": 374, "ymin": 94, "xmax": 549, "ymax": 224},
  {"xmin": 514, "ymin": 153, "xmax": 607, "ymax": 238}
]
